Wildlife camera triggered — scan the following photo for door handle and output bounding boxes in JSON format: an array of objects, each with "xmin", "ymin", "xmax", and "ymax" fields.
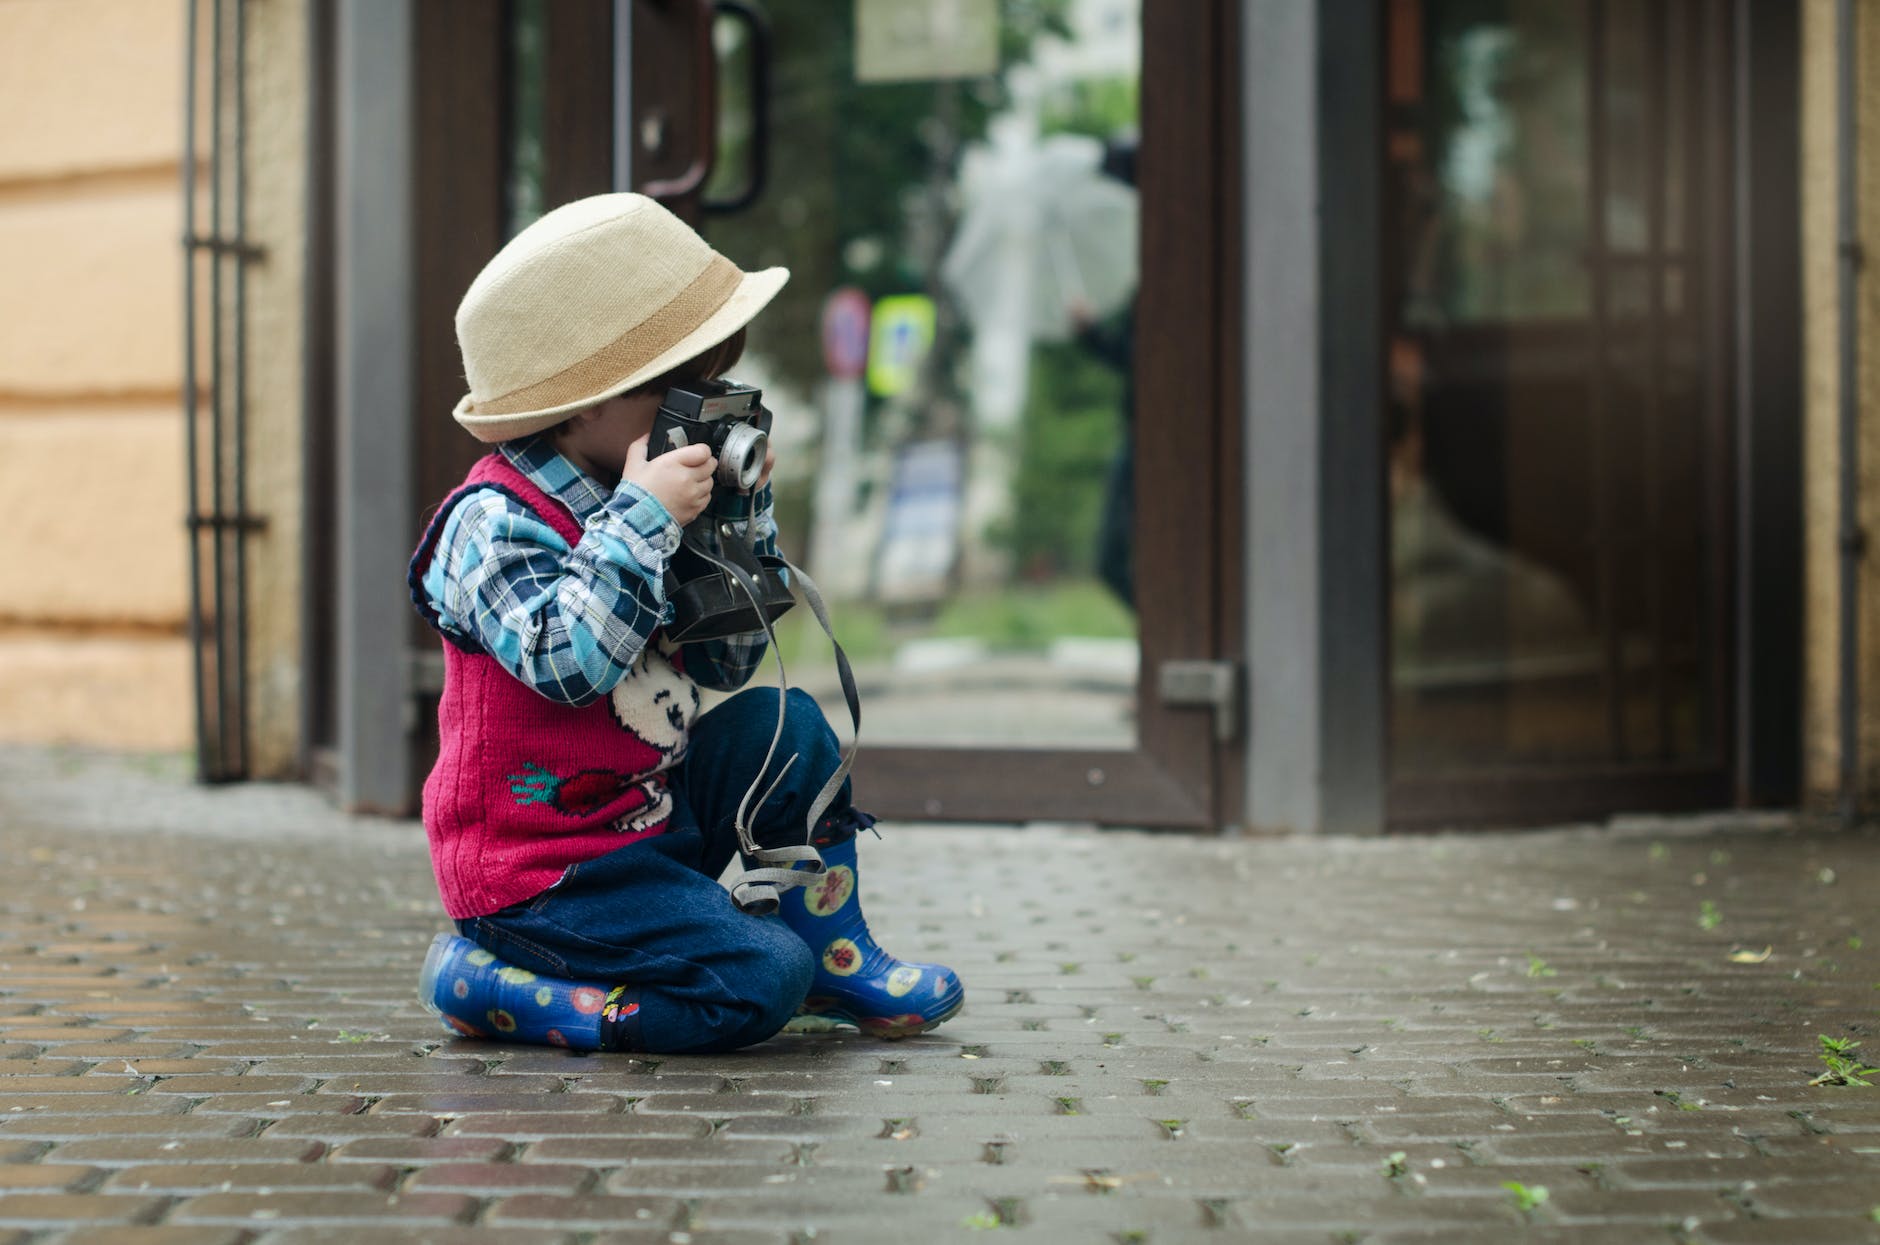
[
  {"xmin": 639, "ymin": 0, "xmax": 719, "ymax": 202},
  {"xmin": 702, "ymin": 0, "xmax": 771, "ymax": 215}
]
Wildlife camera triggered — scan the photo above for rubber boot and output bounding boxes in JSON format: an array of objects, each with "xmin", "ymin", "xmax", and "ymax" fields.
[
  {"xmin": 775, "ymin": 832, "xmax": 965, "ymax": 1038},
  {"xmin": 417, "ymin": 932, "xmax": 641, "ymax": 1051}
]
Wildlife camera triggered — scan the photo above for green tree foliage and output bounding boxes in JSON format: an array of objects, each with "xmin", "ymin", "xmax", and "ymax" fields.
[
  {"xmin": 993, "ymin": 339, "xmax": 1124, "ymax": 579},
  {"xmin": 702, "ymin": 0, "xmax": 1075, "ymax": 397}
]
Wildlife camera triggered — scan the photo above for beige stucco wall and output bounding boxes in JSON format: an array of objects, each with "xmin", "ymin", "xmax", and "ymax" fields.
[
  {"xmin": 0, "ymin": 0, "xmax": 191, "ymax": 750},
  {"xmin": 1801, "ymin": 0, "xmax": 1880, "ymax": 810},
  {"xmin": 0, "ymin": 0, "xmax": 307, "ymax": 773}
]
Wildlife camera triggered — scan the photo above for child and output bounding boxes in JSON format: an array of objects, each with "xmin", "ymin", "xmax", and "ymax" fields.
[{"xmin": 408, "ymin": 193, "xmax": 963, "ymax": 1054}]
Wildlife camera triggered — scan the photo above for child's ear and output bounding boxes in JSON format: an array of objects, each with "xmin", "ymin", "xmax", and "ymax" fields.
[{"xmin": 555, "ymin": 406, "xmax": 600, "ymax": 436}]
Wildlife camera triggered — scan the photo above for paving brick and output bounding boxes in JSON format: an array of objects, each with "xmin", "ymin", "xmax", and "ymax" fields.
[
  {"xmin": 1606, "ymin": 1154, "xmax": 1876, "ymax": 1189},
  {"xmin": 0, "ymin": 1114, "xmax": 262, "ymax": 1140},
  {"xmin": 0, "ymin": 1095, "xmax": 190, "ymax": 1116},
  {"xmin": 1729, "ymin": 1179, "xmax": 1880, "ymax": 1217},
  {"xmin": 251, "ymin": 1231, "xmax": 575, "ymax": 1245},
  {"xmin": 521, "ymin": 1136, "xmax": 805, "ymax": 1166},
  {"xmin": 405, "ymin": 1162, "xmax": 595, "ymax": 1194},
  {"xmin": 1472, "ymin": 1133, "xmax": 1682, "ymax": 1163},
  {"xmin": 1541, "ymin": 1184, "xmax": 1746, "ymax": 1223},
  {"xmin": 0, "ymin": 1194, "xmax": 169, "ymax": 1227},
  {"xmin": 367, "ymin": 1092, "xmax": 628, "ymax": 1116},
  {"xmin": 245, "ymin": 1058, "xmax": 486, "ymax": 1079},
  {"xmin": 601, "ymin": 1163, "xmax": 820, "ymax": 1195},
  {"xmin": 0, "ymin": 1061, "xmax": 97, "ymax": 1078},
  {"xmin": 1695, "ymin": 1219, "xmax": 1880, "ymax": 1244},
  {"xmin": 168, "ymin": 1191, "xmax": 478, "ymax": 1227},
  {"xmin": 80, "ymin": 1060, "xmax": 250, "ymax": 1077},
  {"xmin": 483, "ymin": 1193, "xmax": 685, "ymax": 1229},
  {"xmin": 134, "ymin": 1075, "xmax": 316, "ymax": 1096},
  {"xmin": 327, "ymin": 1136, "xmax": 512, "ymax": 1164},
  {"xmin": 0, "ymin": 1164, "xmax": 99, "ymax": 1191},
  {"xmin": 313, "ymin": 1072, "xmax": 562, "ymax": 1095},
  {"xmin": 258, "ymin": 1114, "xmax": 440, "ymax": 1140},
  {"xmin": 0, "ymin": 1079, "xmax": 167, "ymax": 1096},
  {"xmin": 191, "ymin": 1094, "xmax": 370, "ymax": 1118},
  {"xmin": 102, "ymin": 1162, "xmax": 399, "ymax": 1193},
  {"xmin": 170, "ymin": 1188, "xmax": 477, "ymax": 1226},
  {"xmin": 23, "ymin": 1044, "xmax": 200, "ymax": 1062},
  {"xmin": 441, "ymin": 1112, "xmax": 714, "ymax": 1140},
  {"xmin": 47, "ymin": 1137, "xmax": 327, "ymax": 1164},
  {"xmin": 42, "ymin": 1230, "xmax": 254, "ymax": 1245},
  {"xmin": 1360, "ymin": 1228, "xmax": 1690, "ymax": 1245},
  {"xmin": 590, "ymin": 1232, "xmax": 784, "ymax": 1245}
]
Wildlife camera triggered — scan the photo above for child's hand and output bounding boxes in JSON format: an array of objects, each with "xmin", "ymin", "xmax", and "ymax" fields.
[{"xmin": 624, "ymin": 433, "xmax": 717, "ymax": 527}]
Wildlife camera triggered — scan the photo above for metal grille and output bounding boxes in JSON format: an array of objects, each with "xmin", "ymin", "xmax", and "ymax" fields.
[{"xmin": 182, "ymin": 0, "xmax": 266, "ymax": 782}]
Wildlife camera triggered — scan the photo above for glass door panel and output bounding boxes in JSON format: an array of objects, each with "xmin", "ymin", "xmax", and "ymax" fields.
[
  {"xmin": 1384, "ymin": 0, "xmax": 1731, "ymax": 813},
  {"xmin": 696, "ymin": 1, "xmax": 1143, "ymax": 750}
]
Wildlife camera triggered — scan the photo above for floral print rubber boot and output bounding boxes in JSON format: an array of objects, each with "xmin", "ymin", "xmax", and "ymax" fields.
[
  {"xmin": 776, "ymin": 827, "xmax": 965, "ymax": 1038},
  {"xmin": 418, "ymin": 932, "xmax": 642, "ymax": 1051}
]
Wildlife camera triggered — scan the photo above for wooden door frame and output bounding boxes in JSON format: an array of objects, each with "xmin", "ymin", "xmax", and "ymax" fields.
[
  {"xmin": 557, "ymin": 0, "xmax": 1244, "ymax": 828},
  {"xmin": 323, "ymin": 0, "xmax": 1243, "ymax": 826}
]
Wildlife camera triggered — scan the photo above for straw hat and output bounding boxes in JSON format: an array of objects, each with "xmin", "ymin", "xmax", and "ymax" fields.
[{"xmin": 452, "ymin": 193, "xmax": 789, "ymax": 443}]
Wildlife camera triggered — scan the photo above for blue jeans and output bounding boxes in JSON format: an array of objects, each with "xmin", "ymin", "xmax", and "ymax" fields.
[{"xmin": 458, "ymin": 687, "xmax": 853, "ymax": 1054}]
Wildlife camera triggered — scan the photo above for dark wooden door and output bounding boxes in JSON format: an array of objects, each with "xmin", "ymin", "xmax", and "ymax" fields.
[{"xmin": 1380, "ymin": 0, "xmax": 1737, "ymax": 827}]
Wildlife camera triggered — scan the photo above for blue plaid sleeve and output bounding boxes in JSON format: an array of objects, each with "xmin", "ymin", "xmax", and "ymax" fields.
[
  {"xmin": 421, "ymin": 483, "xmax": 681, "ymax": 706},
  {"xmin": 680, "ymin": 487, "xmax": 781, "ymax": 691}
]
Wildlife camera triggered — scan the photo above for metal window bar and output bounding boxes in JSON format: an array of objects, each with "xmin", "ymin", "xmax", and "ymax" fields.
[
  {"xmin": 1587, "ymin": 0, "xmax": 1625, "ymax": 763},
  {"xmin": 1586, "ymin": 0, "xmax": 1690, "ymax": 768},
  {"xmin": 182, "ymin": 0, "xmax": 266, "ymax": 783},
  {"xmin": 1702, "ymin": 0, "xmax": 1733, "ymax": 777},
  {"xmin": 1837, "ymin": 0, "xmax": 1862, "ymax": 825},
  {"xmin": 1644, "ymin": 0, "xmax": 1670, "ymax": 762}
]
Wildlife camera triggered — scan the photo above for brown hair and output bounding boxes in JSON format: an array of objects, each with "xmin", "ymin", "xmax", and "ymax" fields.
[
  {"xmin": 538, "ymin": 328, "xmax": 749, "ymax": 445},
  {"xmin": 626, "ymin": 327, "xmax": 747, "ymax": 396}
]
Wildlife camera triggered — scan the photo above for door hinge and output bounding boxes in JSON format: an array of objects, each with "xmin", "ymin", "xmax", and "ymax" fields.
[{"xmin": 1157, "ymin": 659, "xmax": 1243, "ymax": 744}]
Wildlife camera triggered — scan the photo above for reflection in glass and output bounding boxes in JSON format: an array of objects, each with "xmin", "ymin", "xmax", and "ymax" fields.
[
  {"xmin": 1386, "ymin": 0, "xmax": 1723, "ymax": 777},
  {"xmin": 504, "ymin": 0, "xmax": 547, "ymax": 237},
  {"xmin": 701, "ymin": 0, "xmax": 1141, "ymax": 748}
]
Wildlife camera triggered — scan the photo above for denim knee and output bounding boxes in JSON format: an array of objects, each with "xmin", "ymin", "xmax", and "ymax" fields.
[
  {"xmin": 709, "ymin": 686, "xmax": 839, "ymax": 767},
  {"xmin": 673, "ymin": 918, "xmax": 815, "ymax": 1054},
  {"xmin": 746, "ymin": 917, "xmax": 816, "ymax": 1034}
]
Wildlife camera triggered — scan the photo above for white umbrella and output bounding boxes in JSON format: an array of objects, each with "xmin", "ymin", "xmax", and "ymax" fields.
[{"xmin": 941, "ymin": 126, "xmax": 1139, "ymax": 346}]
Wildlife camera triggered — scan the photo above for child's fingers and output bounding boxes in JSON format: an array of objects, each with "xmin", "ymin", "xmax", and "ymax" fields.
[
  {"xmin": 667, "ymin": 443, "xmax": 712, "ymax": 468},
  {"xmin": 626, "ymin": 432, "xmax": 651, "ymax": 469}
]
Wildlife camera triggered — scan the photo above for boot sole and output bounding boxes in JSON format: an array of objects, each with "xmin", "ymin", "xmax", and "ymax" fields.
[{"xmin": 790, "ymin": 995, "xmax": 965, "ymax": 1040}]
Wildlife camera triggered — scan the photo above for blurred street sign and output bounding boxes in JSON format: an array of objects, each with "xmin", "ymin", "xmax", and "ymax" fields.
[
  {"xmin": 876, "ymin": 438, "xmax": 963, "ymax": 603},
  {"xmin": 821, "ymin": 286, "xmax": 872, "ymax": 380},
  {"xmin": 855, "ymin": 0, "xmax": 998, "ymax": 83},
  {"xmin": 866, "ymin": 294, "xmax": 936, "ymax": 397}
]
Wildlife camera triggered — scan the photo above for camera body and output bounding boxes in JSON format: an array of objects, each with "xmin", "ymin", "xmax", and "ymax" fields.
[
  {"xmin": 648, "ymin": 378, "xmax": 773, "ymax": 506},
  {"xmin": 648, "ymin": 378, "xmax": 795, "ymax": 642}
]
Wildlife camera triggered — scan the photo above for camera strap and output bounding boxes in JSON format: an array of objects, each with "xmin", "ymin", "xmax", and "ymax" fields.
[{"xmin": 679, "ymin": 524, "xmax": 864, "ymax": 915}]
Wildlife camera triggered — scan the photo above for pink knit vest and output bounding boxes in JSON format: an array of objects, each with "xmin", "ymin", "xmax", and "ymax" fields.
[{"xmin": 411, "ymin": 453, "xmax": 692, "ymax": 918}]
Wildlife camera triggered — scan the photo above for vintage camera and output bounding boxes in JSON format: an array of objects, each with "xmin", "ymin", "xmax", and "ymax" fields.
[{"xmin": 648, "ymin": 378, "xmax": 795, "ymax": 642}]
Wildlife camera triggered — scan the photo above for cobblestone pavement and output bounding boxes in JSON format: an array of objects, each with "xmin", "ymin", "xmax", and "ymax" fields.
[{"xmin": 1, "ymin": 748, "xmax": 1879, "ymax": 1244}]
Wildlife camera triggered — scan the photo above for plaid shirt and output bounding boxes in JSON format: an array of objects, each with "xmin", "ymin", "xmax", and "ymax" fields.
[{"xmin": 419, "ymin": 435, "xmax": 774, "ymax": 703}]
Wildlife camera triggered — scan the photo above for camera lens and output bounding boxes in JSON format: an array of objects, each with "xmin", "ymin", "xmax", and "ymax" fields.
[{"xmin": 717, "ymin": 423, "xmax": 767, "ymax": 492}]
